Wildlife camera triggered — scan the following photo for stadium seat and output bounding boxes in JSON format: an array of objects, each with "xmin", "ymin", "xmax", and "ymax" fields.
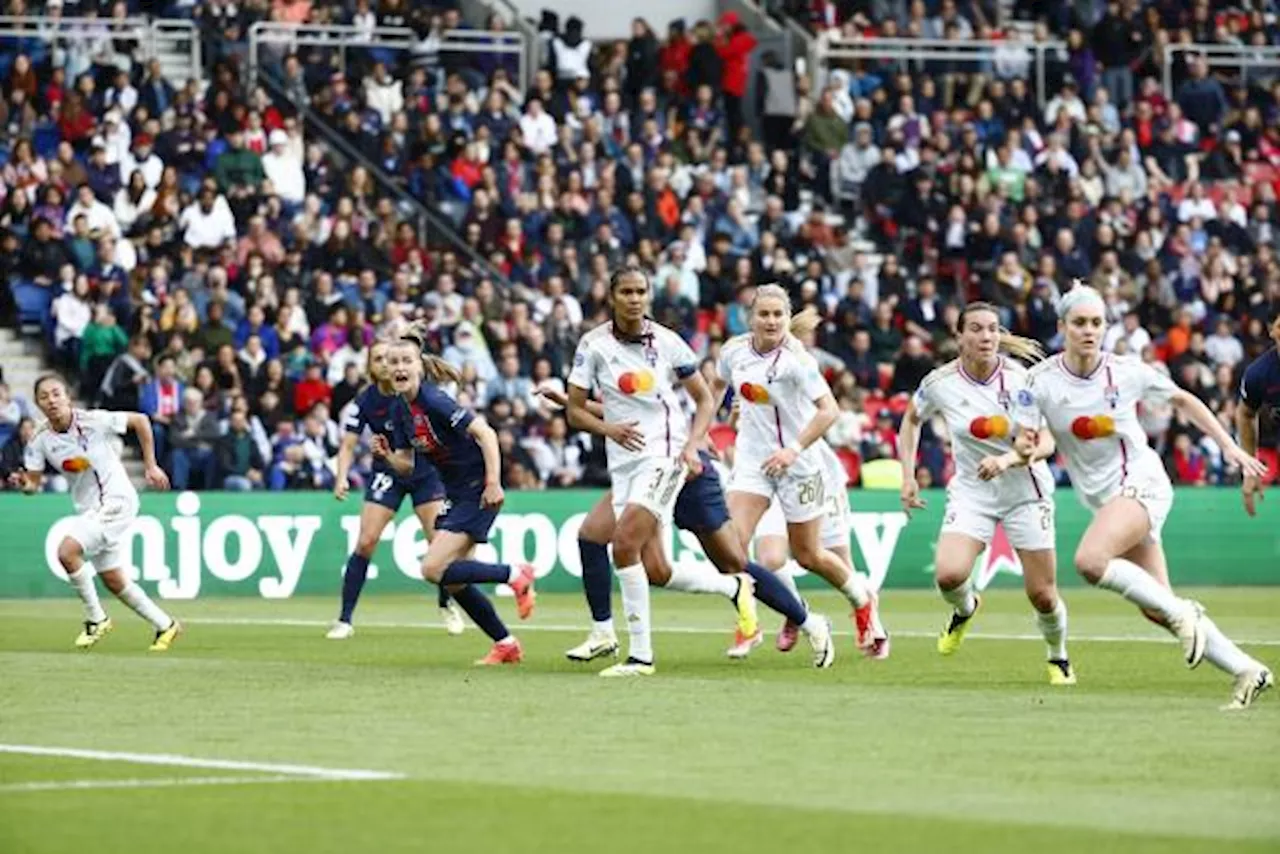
[
  {"xmin": 9, "ymin": 280, "xmax": 54, "ymax": 330},
  {"xmin": 835, "ymin": 447, "xmax": 861, "ymax": 486}
]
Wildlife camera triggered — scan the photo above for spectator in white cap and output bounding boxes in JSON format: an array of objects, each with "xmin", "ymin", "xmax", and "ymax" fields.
[
  {"xmin": 101, "ymin": 108, "xmax": 131, "ymax": 165},
  {"xmin": 261, "ymin": 129, "xmax": 306, "ymax": 205}
]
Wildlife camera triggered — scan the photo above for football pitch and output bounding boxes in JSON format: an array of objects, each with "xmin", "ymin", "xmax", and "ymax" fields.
[{"xmin": 1, "ymin": 588, "xmax": 1277, "ymax": 854}]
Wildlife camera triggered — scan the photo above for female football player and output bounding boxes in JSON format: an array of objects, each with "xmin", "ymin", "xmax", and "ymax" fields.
[
  {"xmin": 12, "ymin": 375, "xmax": 180, "ymax": 651},
  {"xmin": 898, "ymin": 301, "xmax": 1072, "ymax": 684},
  {"xmin": 1014, "ymin": 285, "xmax": 1272, "ymax": 709},
  {"xmin": 378, "ymin": 338, "xmax": 536, "ymax": 666},
  {"xmin": 564, "ymin": 268, "xmax": 835, "ymax": 676},
  {"xmin": 328, "ymin": 338, "xmax": 464, "ymax": 640},
  {"xmin": 710, "ymin": 285, "xmax": 887, "ymax": 653}
]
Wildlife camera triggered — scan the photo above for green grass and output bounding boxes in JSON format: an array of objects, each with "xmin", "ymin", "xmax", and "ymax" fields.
[{"xmin": 1, "ymin": 589, "xmax": 1277, "ymax": 854}]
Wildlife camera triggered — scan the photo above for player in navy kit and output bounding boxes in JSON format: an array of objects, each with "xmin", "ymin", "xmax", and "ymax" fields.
[
  {"xmin": 327, "ymin": 340, "xmax": 463, "ymax": 639},
  {"xmin": 378, "ymin": 337, "xmax": 537, "ymax": 666},
  {"xmin": 1238, "ymin": 305, "xmax": 1280, "ymax": 517}
]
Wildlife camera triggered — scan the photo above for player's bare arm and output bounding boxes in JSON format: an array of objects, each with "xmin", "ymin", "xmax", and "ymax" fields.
[
  {"xmin": 897, "ymin": 399, "xmax": 927, "ymax": 515},
  {"xmin": 566, "ymin": 384, "xmax": 643, "ymax": 451},
  {"xmin": 678, "ymin": 370, "xmax": 715, "ymax": 476},
  {"xmin": 978, "ymin": 428, "xmax": 1055, "ymax": 482},
  {"xmin": 371, "ymin": 434, "xmax": 414, "ymax": 477},
  {"xmin": 126, "ymin": 412, "xmax": 170, "ymax": 491},
  {"xmin": 1169, "ymin": 389, "xmax": 1268, "ymax": 480},
  {"xmin": 762, "ymin": 391, "xmax": 837, "ymax": 478},
  {"xmin": 466, "ymin": 416, "xmax": 505, "ymax": 509},
  {"xmin": 333, "ymin": 432, "xmax": 359, "ymax": 501}
]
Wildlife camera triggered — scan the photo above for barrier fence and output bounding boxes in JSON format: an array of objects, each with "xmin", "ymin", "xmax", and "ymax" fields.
[{"xmin": 0, "ymin": 489, "xmax": 1274, "ymax": 599}]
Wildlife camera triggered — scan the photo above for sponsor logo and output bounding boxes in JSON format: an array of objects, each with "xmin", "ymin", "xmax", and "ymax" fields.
[
  {"xmin": 1071, "ymin": 414, "xmax": 1116, "ymax": 440},
  {"xmin": 618, "ymin": 370, "xmax": 656, "ymax": 395},
  {"xmin": 738, "ymin": 382, "xmax": 771, "ymax": 404},
  {"xmin": 61, "ymin": 456, "xmax": 91, "ymax": 473},
  {"xmin": 968, "ymin": 415, "xmax": 1010, "ymax": 439}
]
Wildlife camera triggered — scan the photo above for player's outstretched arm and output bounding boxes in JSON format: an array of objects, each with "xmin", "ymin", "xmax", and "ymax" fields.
[
  {"xmin": 7, "ymin": 470, "xmax": 41, "ymax": 494},
  {"xmin": 126, "ymin": 413, "xmax": 170, "ymax": 491},
  {"xmin": 536, "ymin": 386, "xmax": 604, "ymax": 419},
  {"xmin": 897, "ymin": 399, "xmax": 927, "ymax": 515},
  {"xmin": 1235, "ymin": 400, "xmax": 1263, "ymax": 516},
  {"xmin": 1170, "ymin": 390, "xmax": 1268, "ymax": 481}
]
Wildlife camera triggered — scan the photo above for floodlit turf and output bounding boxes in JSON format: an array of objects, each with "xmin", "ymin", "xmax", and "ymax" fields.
[{"xmin": 1, "ymin": 588, "xmax": 1277, "ymax": 854}]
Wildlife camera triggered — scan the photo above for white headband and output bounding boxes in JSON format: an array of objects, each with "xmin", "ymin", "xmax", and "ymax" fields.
[{"xmin": 1058, "ymin": 283, "xmax": 1105, "ymax": 319}]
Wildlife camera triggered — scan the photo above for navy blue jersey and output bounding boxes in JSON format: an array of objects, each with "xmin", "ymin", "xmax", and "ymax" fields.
[
  {"xmin": 391, "ymin": 383, "xmax": 486, "ymax": 497},
  {"xmin": 342, "ymin": 385, "xmax": 400, "ymax": 475},
  {"xmin": 1241, "ymin": 347, "xmax": 1280, "ymax": 427}
]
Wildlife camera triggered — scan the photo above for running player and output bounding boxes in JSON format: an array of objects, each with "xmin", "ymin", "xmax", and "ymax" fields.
[
  {"xmin": 328, "ymin": 339, "xmax": 464, "ymax": 639},
  {"xmin": 1013, "ymin": 284, "xmax": 1273, "ymax": 709},
  {"xmin": 565, "ymin": 268, "xmax": 832, "ymax": 676},
  {"xmin": 1237, "ymin": 304, "xmax": 1280, "ymax": 517},
  {"xmin": 11, "ymin": 376, "xmax": 181, "ymax": 651},
  {"xmin": 540, "ymin": 387, "xmax": 835, "ymax": 667},
  {"xmin": 710, "ymin": 285, "xmax": 887, "ymax": 653},
  {"xmin": 379, "ymin": 338, "xmax": 536, "ymax": 666},
  {"xmin": 898, "ymin": 301, "xmax": 1073, "ymax": 684}
]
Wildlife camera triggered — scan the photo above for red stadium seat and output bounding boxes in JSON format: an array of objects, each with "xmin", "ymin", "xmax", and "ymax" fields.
[
  {"xmin": 708, "ymin": 423, "xmax": 737, "ymax": 455},
  {"xmin": 1259, "ymin": 448, "xmax": 1279, "ymax": 486},
  {"xmin": 835, "ymin": 447, "xmax": 862, "ymax": 486}
]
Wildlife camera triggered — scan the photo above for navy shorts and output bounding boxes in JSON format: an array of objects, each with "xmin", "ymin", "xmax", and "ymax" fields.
[
  {"xmin": 673, "ymin": 460, "xmax": 731, "ymax": 534},
  {"xmin": 435, "ymin": 494, "xmax": 499, "ymax": 543},
  {"xmin": 364, "ymin": 468, "xmax": 446, "ymax": 511}
]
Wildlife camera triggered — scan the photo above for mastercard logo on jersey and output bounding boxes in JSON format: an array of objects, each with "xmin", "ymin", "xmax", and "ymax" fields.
[
  {"xmin": 1071, "ymin": 415, "xmax": 1116, "ymax": 440},
  {"xmin": 739, "ymin": 382, "xmax": 771, "ymax": 404},
  {"xmin": 618, "ymin": 370, "xmax": 656, "ymax": 395},
  {"xmin": 969, "ymin": 415, "xmax": 1010, "ymax": 439},
  {"xmin": 61, "ymin": 456, "xmax": 92, "ymax": 473}
]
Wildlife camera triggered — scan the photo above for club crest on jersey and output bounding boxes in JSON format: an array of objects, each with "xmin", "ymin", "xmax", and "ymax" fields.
[
  {"xmin": 1103, "ymin": 384, "xmax": 1120, "ymax": 409},
  {"xmin": 997, "ymin": 389, "xmax": 1012, "ymax": 411},
  {"xmin": 411, "ymin": 412, "xmax": 442, "ymax": 452}
]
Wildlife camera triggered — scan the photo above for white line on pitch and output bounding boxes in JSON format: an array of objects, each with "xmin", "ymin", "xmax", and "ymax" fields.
[
  {"xmin": 0, "ymin": 775, "xmax": 309, "ymax": 793},
  {"xmin": 185, "ymin": 616, "xmax": 1280, "ymax": 647},
  {"xmin": 0, "ymin": 745, "xmax": 405, "ymax": 781}
]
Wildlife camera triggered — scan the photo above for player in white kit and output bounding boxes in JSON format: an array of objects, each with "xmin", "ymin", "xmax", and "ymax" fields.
[
  {"xmin": 1013, "ymin": 285, "xmax": 1273, "ymax": 709},
  {"xmin": 711, "ymin": 285, "xmax": 887, "ymax": 653},
  {"xmin": 898, "ymin": 302, "xmax": 1074, "ymax": 685},
  {"xmin": 566, "ymin": 267, "xmax": 720, "ymax": 677},
  {"xmin": 11, "ymin": 376, "xmax": 181, "ymax": 651}
]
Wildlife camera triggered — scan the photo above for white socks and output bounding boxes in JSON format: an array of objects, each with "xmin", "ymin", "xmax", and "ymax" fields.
[
  {"xmin": 1096, "ymin": 559, "xmax": 1187, "ymax": 623},
  {"xmin": 615, "ymin": 563, "xmax": 653, "ymax": 664},
  {"xmin": 939, "ymin": 576, "xmax": 978, "ymax": 617},
  {"xmin": 837, "ymin": 569, "xmax": 871, "ymax": 608},
  {"xmin": 665, "ymin": 564, "xmax": 738, "ymax": 598},
  {"xmin": 592, "ymin": 619, "xmax": 615, "ymax": 637},
  {"xmin": 1201, "ymin": 616, "xmax": 1259, "ymax": 677},
  {"xmin": 1036, "ymin": 599, "xmax": 1069, "ymax": 662},
  {"xmin": 778, "ymin": 570, "xmax": 801, "ymax": 601},
  {"xmin": 67, "ymin": 567, "xmax": 107, "ymax": 624},
  {"xmin": 117, "ymin": 583, "xmax": 173, "ymax": 631}
]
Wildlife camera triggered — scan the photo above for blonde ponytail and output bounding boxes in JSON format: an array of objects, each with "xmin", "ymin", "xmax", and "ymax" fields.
[
  {"xmin": 788, "ymin": 305, "xmax": 822, "ymax": 339},
  {"xmin": 957, "ymin": 301, "xmax": 1044, "ymax": 364},
  {"xmin": 997, "ymin": 331, "xmax": 1045, "ymax": 363},
  {"xmin": 399, "ymin": 323, "xmax": 464, "ymax": 386}
]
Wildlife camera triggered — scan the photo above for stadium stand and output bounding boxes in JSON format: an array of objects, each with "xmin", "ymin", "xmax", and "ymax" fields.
[{"xmin": 2, "ymin": 0, "xmax": 1278, "ymax": 494}]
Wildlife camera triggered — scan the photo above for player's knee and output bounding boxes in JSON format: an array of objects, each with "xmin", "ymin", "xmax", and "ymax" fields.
[
  {"xmin": 1073, "ymin": 547, "xmax": 1109, "ymax": 585},
  {"xmin": 934, "ymin": 561, "xmax": 970, "ymax": 592},
  {"xmin": 790, "ymin": 542, "xmax": 821, "ymax": 569},
  {"xmin": 1025, "ymin": 584, "xmax": 1058, "ymax": 614},
  {"xmin": 98, "ymin": 570, "xmax": 126, "ymax": 595},
  {"xmin": 354, "ymin": 534, "xmax": 380, "ymax": 558},
  {"xmin": 56, "ymin": 538, "xmax": 81, "ymax": 571},
  {"xmin": 755, "ymin": 542, "xmax": 787, "ymax": 573},
  {"xmin": 612, "ymin": 525, "xmax": 645, "ymax": 566},
  {"xmin": 420, "ymin": 556, "xmax": 447, "ymax": 584}
]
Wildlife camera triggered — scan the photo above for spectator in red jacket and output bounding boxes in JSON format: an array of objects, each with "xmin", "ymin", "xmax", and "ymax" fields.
[
  {"xmin": 715, "ymin": 11, "xmax": 757, "ymax": 143},
  {"xmin": 293, "ymin": 362, "xmax": 332, "ymax": 415},
  {"xmin": 658, "ymin": 20, "xmax": 692, "ymax": 97}
]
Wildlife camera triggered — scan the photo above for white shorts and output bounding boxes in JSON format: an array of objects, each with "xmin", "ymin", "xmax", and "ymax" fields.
[
  {"xmin": 821, "ymin": 487, "xmax": 851, "ymax": 550},
  {"xmin": 941, "ymin": 498, "xmax": 1056, "ymax": 552},
  {"xmin": 611, "ymin": 457, "xmax": 687, "ymax": 524},
  {"xmin": 730, "ymin": 465, "xmax": 825, "ymax": 524},
  {"xmin": 1097, "ymin": 477, "xmax": 1173, "ymax": 543},
  {"xmin": 72, "ymin": 497, "xmax": 138, "ymax": 572}
]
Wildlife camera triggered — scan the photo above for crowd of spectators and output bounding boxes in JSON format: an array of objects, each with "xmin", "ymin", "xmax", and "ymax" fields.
[{"xmin": 1, "ymin": 0, "xmax": 1278, "ymax": 495}]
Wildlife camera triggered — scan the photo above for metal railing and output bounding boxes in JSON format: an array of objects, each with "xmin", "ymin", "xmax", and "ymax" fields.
[
  {"xmin": 1163, "ymin": 43, "xmax": 1280, "ymax": 100},
  {"xmin": 462, "ymin": 0, "xmax": 539, "ymax": 83},
  {"xmin": 814, "ymin": 34, "xmax": 1066, "ymax": 108},
  {"xmin": 0, "ymin": 16, "xmax": 199, "ymax": 82},
  {"xmin": 247, "ymin": 22, "xmax": 527, "ymax": 95}
]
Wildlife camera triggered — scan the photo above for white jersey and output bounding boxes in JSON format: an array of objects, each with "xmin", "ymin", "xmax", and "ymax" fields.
[
  {"xmin": 913, "ymin": 358, "xmax": 1054, "ymax": 514},
  {"xmin": 25, "ymin": 409, "xmax": 138, "ymax": 515},
  {"xmin": 716, "ymin": 336, "xmax": 832, "ymax": 478},
  {"xmin": 568, "ymin": 320, "xmax": 698, "ymax": 474},
  {"xmin": 1014, "ymin": 353, "xmax": 1175, "ymax": 510}
]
